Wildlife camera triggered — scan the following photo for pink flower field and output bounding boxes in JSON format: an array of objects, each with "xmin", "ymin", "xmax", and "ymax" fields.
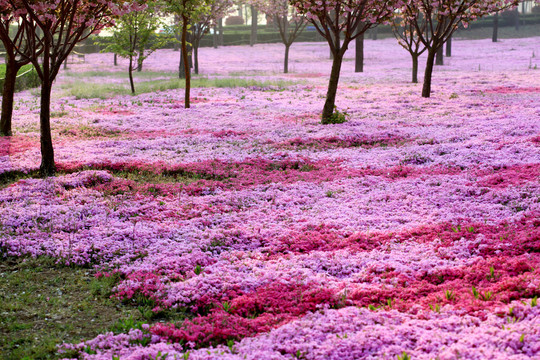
[{"xmin": 1, "ymin": 37, "xmax": 540, "ymax": 359}]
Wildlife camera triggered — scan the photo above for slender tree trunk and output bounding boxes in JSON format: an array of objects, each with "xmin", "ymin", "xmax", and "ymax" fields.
[
  {"xmin": 284, "ymin": 44, "xmax": 290, "ymax": 73},
  {"xmin": 355, "ymin": 33, "xmax": 364, "ymax": 73},
  {"xmin": 137, "ymin": 48, "xmax": 144, "ymax": 72},
  {"xmin": 1, "ymin": 59, "xmax": 21, "ymax": 136},
  {"xmin": 445, "ymin": 35, "xmax": 452, "ymax": 57},
  {"xmin": 213, "ymin": 25, "xmax": 218, "ymax": 48},
  {"xmin": 492, "ymin": 12, "xmax": 499, "ymax": 42},
  {"xmin": 370, "ymin": 28, "xmax": 378, "ymax": 40},
  {"xmin": 194, "ymin": 45, "xmax": 199, "ymax": 75},
  {"xmin": 39, "ymin": 79, "xmax": 55, "ymax": 176},
  {"xmin": 411, "ymin": 53, "xmax": 418, "ymax": 83},
  {"xmin": 250, "ymin": 5, "xmax": 258, "ymax": 47},
  {"xmin": 181, "ymin": 16, "xmax": 190, "ymax": 108},
  {"xmin": 218, "ymin": 18, "xmax": 224, "ymax": 46},
  {"xmin": 322, "ymin": 51, "xmax": 344, "ymax": 122},
  {"xmin": 128, "ymin": 56, "xmax": 135, "ymax": 94},
  {"xmin": 422, "ymin": 50, "xmax": 436, "ymax": 98},
  {"xmin": 435, "ymin": 45, "xmax": 444, "ymax": 65},
  {"xmin": 114, "ymin": 53, "xmax": 118, "ymax": 66}
]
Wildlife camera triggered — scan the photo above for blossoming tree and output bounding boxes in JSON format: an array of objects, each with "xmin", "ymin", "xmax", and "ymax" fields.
[
  {"xmin": 401, "ymin": 0, "xmax": 520, "ymax": 97},
  {"xmin": 391, "ymin": 11, "xmax": 427, "ymax": 83},
  {"xmin": 0, "ymin": 17, "xmax": 34, "ymax": 136},
  {"xmin": 166, "ymin": 0, "xmax": 212, "ymax": 108},
  {"xmin": 189, "ymin": 0, "xmax": 234, "ymax": 74},
  {"xmin": 253, "ymin": 0, "xmax": 307, "ymax": 73},
  {"xmin": 291, "ymin": 0, "xmax": 400, "ymax": 123},
  {"xmin": 0, "ymin": 0, "xmax": 144, "ymax": 176}
]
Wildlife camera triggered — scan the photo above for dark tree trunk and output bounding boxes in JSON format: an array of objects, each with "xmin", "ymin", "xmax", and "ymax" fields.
[
  {"xmin": 250, "ymin": 5, "xmax": 258, "ymax": 47},
  {"xmin": 322, "ymin": 51, "xmax": 344, "ymax": 122},
  {"xmin": 194, "ymin": 45, "xmax": 199, "ymax": 75},
  {"xmin": 411, "ymin": 53, "xmax": 418, "ymax": 83},
  {"xmin": 114, "ymin": 53, "xmax": 118, "ymax": 66},
  {"xmin": 213, "ymin": 25, "xmax": 218, "ymax": 48},
  {"xmin": 492, "ymin": 12, "xmax": 499, "ymax": 42},
  {"xmin": 128, "ymin": 56, "xmax": 135, "ymax": 93},
  {"xmin": 137, "ymin": 51, "xmax": 143, "ymax": 72},
  {"xmin": 422, "ymin": 50, "xmax": 436, "ymax": 98},
  {"xmin": 445, "ymin": 36, "xmax": 452, "ymax": 57},
  {"xmin": 355, "ymin": 33, "xmax": 364, "ymax": 73},
  {"xmin": 284, "ymin": 44, "xmax": 290, "ymax": 73},
  {"xmin": 179, "ymin": 45, "xmax": 192, "ymax": 79},
  {"xmin": 218, "ymin": 18, "xmax": 224, "ymax": 46},
  {"xmin": 1, "ymin": 59, "xmax": 21, "ymax": 136},
  {"xmin": 39, "ymin": 80, "xmax": 55, "ymax": 176},
  {"xmin": 435, "ymin": 45, "xmax": 444, "ymax": 65},
  {"xmin": 370, "ymin": 28, "xmax": 378, "ymax": 40},
  {"xmin": 181, "ymin": 16, "xmax": 191, "ymax": 108}
]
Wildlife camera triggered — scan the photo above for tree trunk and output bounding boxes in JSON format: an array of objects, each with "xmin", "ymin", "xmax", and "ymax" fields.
[
  {"xmin": 322, "ymin": 51, "xmax": 344, "ymax": 123},
  {"xmin": 179, "ymin": 45, "xmax": 192, "ymax": 79},
  {"xmin": 445, "ymin": 35, "xmax": 452, "ymax": 57},
  {"xmin": 514, "ymin": 8, "xmax": 519, "ymax": 31},
  {"xmin": 114, "ymin": 53, "xmax": 118, "ymax": 66},
  {"xmin": 218, "ymin": 18, "xmax": 224, "ymax": 46},
  {"xmin": 422, "ymin": 50, "xmax": 436, "ymax": 98},
  {"xmin": 411, "ymin": 53, "xmax": 418, "ymax": 84},
  {"xmin": 284, "ymin": 44, "xmax": 290, "ymax": 73},
  {"xmin": 39, "ymin": 80, "xmax": 55, "ymax": 176},
  {"xmin": 181, "ymin": 16, "xmax": 191, "ymax": 108},
  {"xmin": 492, "ymin": 12, "xmax": 499, "ymax": 42},
  {"xmin": 370, "ymin": 28, "xmax": 378, "ymax": 40},
  {"xmin": 435, "ymin": 45, "xmax": 444, "ymax": 65},
  {"xmin": 355, "ymin": 33, "xmax": 364, "ymax": 73},
  {"xmin": 213, "ymin": 25, "xmax": 218, "ymax": 48},
  {"xmin": 129, "ymin": 56, "xmax": 135, "ymax": 94},
  {"xmin": 250, "ymin": 5, "xmax": 258, "ymax": 47},
  {"xmin": 194, "ymin": 45, "xmax": 199, "ymax": 75},
  {"xmin": 0, "ymin": 59, "xmax": 21, "ymax": 136}
]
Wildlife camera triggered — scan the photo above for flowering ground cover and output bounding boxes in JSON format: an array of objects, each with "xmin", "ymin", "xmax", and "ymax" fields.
[{"xmin": 1, "ymin": 36, "xmax": 539, "ymax": 359}]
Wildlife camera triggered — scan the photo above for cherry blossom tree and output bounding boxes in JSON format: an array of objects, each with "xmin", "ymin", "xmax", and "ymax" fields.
[
  {"xmin": 166, "ymin": 0, "xmax": 212, "ymax": 108},
  {"xmin": 0, "ymin": 0, "xmax": 143, "ymax": 176},
  {"xmin": 291, "ymin": 0, "xmax": 400, "ymax": 123},
  {"xmin": 401, "ymin": 0, "xmax": 519, "ymax": 98},
  {"xmin": 189, "ymin": 0, "xmax": 234, "ymax": 74},
  {"xmin": 391, "ymin": 11, "xmax": 427, "ymax": 83},
  {"xmin": 254, "ymin": 0, "xmax": 307, "ymax": 73},
  {"xmin": 0, "ymin": 18, "xmax": 34, "ymax": 136}
]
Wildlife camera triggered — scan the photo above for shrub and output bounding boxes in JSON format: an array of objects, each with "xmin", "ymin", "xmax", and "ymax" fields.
[{"xmin": 322, "ymin": 107, "xmax": 349, "ymax": 125}]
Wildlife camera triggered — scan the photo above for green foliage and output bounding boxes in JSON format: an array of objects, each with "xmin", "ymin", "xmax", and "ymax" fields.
[
  {"xmin": 0, "ymin": 64, "xmax": 40, "ymax": 93},
  {"xmin": 322, "ymin": 107, "xmax": 349, "ymax": 124},
  {"xmin": 105, "ymin": 1, "xmax": 168, "ymax": 92}
]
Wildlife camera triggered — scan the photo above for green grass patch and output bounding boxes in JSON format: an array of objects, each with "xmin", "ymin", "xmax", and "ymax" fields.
[
  {"xmin": 63, "ymin": 70, "xmax": 176, "ymax": 79},
  {"xmin": 0, "ymin": 256, "xmax": 143, "ymax": 360},
  {"xmin": 0, "ymin": 169, "xmax": 40, "ymax": 189},
  {"xmin": 60, "ymin": 77, "xmax": 296, "ymax": 99}
]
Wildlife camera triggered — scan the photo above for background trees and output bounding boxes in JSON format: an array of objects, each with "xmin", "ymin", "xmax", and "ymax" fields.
[
  {"xmin": 189, "ymin": 0, "xmax": 234, "ymax": 74},
  {"xmin": 391, "ymin": 11, "xmax": 427, "ymax": 83},
  {"xmin": 106, "ymin": 2, "xmax": 165, "ymax": 93},
  {"xmin": 291, "ymin": 0, "xmax": 399, "ymax": 122},
  {"xmin": 254, "ymin": 0, "xmax": 307, "ymax": 73},
  {"xmin": 400, "ymin": 0, "xmax": 520, "ymax": 98},
  {"xmin": 167, "ymin": 0, "xmax": 212, "ymax": 108}
]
